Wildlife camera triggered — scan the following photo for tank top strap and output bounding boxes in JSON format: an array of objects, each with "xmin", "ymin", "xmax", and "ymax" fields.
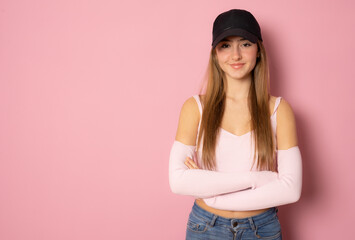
[
  {"xmin": 272, "ymin": 96, "xmax": 282, "ymax": 116},
  {"xmin": 192, "ymin": 95, "xmax": 203, "ymax": 116},
  {"xmin": 271, "ymin": 96, "xmax": 282, "ymax": 142}
]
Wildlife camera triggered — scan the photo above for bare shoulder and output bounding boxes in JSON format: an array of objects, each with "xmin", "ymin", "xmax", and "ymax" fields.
[
  {"xmin": 174, "ymin": 96, "xmax": 200, "ymax": 146},
  {"xmin": 276, "ymin": 97, "xmax": 298, "ymax": 150}
]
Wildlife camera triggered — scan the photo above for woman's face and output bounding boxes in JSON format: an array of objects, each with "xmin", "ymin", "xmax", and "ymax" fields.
[{"xmin": 215, "ymin": 36, "xmax": 258, "ymax": 81}]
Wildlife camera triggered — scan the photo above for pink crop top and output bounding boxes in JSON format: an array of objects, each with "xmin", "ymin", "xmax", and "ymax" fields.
[{"xmin": 169, "ymin": 95, "xmax": 303, "ymax": 211}]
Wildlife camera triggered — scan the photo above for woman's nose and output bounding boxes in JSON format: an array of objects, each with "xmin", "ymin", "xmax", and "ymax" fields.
[{"xmin": 231, "ymin": 46, "xmax": 242, "ymax": 60}]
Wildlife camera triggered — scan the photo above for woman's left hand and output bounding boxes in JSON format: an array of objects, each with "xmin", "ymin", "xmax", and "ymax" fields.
[{"xmin": 184, "ymin": 157, "xmax": 200, "ymax": 169}]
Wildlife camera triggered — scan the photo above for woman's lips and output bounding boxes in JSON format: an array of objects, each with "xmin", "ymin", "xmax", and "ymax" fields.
[{"xmin": 230, "ymin": 63, "xmax": 244, "ymax": 69}]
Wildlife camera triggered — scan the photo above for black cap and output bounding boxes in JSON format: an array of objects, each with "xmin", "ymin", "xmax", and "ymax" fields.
[{"xmin": 212, "ymin": 9, "xmax": 262, "ymax": 49}]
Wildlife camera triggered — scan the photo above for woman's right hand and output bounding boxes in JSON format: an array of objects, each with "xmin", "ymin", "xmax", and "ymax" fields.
[{"xmin": 184, "ymin": 157, "xmax": 200, "ymax": 170}]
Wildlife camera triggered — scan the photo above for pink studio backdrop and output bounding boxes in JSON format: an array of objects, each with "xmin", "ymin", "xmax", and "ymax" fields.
[{"xmin": 0, "ymin": 0, "xmax": 354, "ymax": 239}]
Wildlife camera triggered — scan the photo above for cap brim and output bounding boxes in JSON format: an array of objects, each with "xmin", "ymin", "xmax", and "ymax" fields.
[{"xmin": 212, "ymin": 28, "xmax": 259, "ymax": 48}]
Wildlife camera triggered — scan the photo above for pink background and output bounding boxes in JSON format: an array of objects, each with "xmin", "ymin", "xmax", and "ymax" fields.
[{"xmin": 1, "ymin": 0, "xmax": 354, "ymax": 239}]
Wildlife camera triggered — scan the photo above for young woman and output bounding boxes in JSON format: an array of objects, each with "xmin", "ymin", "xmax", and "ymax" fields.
[{"xmin": 169, "ymin": 9, "xmax": 302, "ymax": 239}]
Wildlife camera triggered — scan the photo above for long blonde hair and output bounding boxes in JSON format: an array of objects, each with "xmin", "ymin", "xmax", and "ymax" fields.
[{"xmin": 197, "ymin": 40, "xmax": 276, "ymax": 171}]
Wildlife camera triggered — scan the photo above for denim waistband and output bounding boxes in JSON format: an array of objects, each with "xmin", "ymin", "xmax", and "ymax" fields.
[{"xmin": 190, "ymin": 201, "xmax": 279, "ymax": 230}]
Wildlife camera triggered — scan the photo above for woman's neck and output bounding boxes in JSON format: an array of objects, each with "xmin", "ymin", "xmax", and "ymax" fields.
[{"xmin": 225, "ymin": 76, "xmax": 252, "ymax": 101}]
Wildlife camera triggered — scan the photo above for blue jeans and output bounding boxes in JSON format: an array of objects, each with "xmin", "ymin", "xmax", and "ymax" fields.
[{"xmin": 186, "ymin": 202, "xmax": 282, "ymax": 240}]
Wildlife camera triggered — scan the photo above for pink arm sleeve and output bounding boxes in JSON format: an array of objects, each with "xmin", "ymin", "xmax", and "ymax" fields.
[
  {"xmin": 201, "ymin": 146, "xmax": 303, "ymax": 210},
  {"xmin": 169, "ymin": 140, "xmax": 278, "ymax": 199}
]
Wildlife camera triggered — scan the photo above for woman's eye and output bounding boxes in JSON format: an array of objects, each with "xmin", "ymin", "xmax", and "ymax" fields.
[
  {"xmin": 220, "ymin": 43, "xmax": 230, "ymax": 48},
  {"xmin": 242, "ymin": 43, "xmax": 251, "ymax": 47}
]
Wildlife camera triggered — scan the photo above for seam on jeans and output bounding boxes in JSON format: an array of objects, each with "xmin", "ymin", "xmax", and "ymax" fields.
[
  {"xmin": 187, "ymin": 219, "xmax": 209, "ymax": 233},
  {"xmin": 254, "ymin": 229, "xmax": 281, "ymax": 239},
  {"xmin": 255, "ymin": 214, "xmax": 279, "ymax": 228},
  {"xmin": 254, "ymin": 216, "xmax": 281, "ymax": 239},
  {"xmin": 190, "ymin": 210, "xmax": 210, "ymax": 223}
]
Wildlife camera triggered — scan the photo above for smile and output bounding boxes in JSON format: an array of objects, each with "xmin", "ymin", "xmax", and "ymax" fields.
[{"xmin": 230, "ymin": 63, "xmax": 244, "ymax": 69}]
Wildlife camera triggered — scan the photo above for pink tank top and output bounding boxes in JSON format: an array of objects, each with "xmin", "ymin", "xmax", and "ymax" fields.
[{"xmin": 192, "ymin": 95, "xmax": 282, "ymax": 172}]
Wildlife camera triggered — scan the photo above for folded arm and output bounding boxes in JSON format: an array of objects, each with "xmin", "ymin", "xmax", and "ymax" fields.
[
  {"xmin": 168, "ymin": 140, "xmax": 278, "ymax": 198},
  {"xmin": 201, "ymin": 145, "xmax": 302, "ymax": 210}
]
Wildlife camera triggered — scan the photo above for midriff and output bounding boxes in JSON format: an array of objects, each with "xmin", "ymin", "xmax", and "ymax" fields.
[{"xmin": 195, "ymin": 199, "xmax": 270, "ymax": 219}]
